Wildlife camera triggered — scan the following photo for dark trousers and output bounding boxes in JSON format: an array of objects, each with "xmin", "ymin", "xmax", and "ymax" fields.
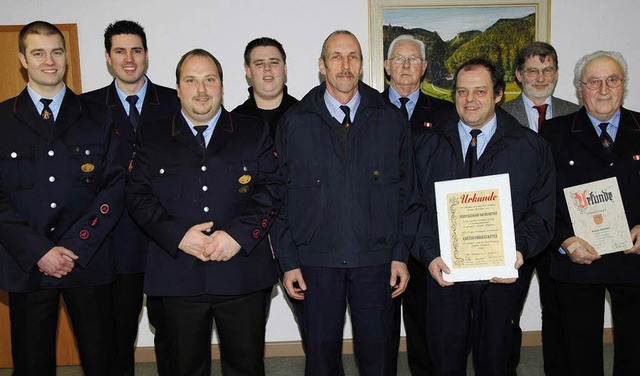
[
  {"xmin": 427, "ymin": 277, "xmax": 520, "ymax": 376},
  {"xmin": 112, "ymin": 273, "xmax": 144, "ymax": 376},
  {"xmin": 302, "ymin": 264, "xmax": 394, "ymax": 376},
  {"xmin": 9, "ymin": 284, "xmax": 116, "ymax": 376},
  {"xmin": 146, "ymin": 295, "xmax": 169, "ymax": 376},
  {"xmin": 556, "ymin": 281, "xmax": 640, "ymax": 376},
  {"xmin": 161, "ymin": 289, "xmax": 271, "ymax": 376},
  {"xmin": 393, "ymin": 255, "xmax": 431, "ymax": 375},
  {"xmin": 509, "ymin": 251, "xmax": 567, "ymax": 376}
]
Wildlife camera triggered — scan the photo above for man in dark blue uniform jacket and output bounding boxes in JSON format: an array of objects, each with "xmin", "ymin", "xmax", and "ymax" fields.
[
  {"xmin": 82, "ymin": 20, "xmax": 179, "ymax": 376},
  {"xmin": 0, "ymin": 21, "xmax": 124, "ymax": 375},
  {"xmin": 540, "ymin": 50, "xmax": 640, "ymax": 376},
  {"xmin": 126, "ymin": 48, "xmax": 283, "ymax": 376},
  {"xmin": 413, "ymin": 58, "xmax": 555, "ymax": 375},
  {"xmin": 272, "ymin": 30, "xmax": 417, "ymax": 375}
]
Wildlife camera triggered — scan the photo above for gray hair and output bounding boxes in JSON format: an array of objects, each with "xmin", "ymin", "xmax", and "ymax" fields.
[
  {"xmin": 574, "ymin": 50, "xmax": 628, "ymax": 98},
  {"xmin": 386, "ymin": 35, "xmax": 426, "ymax": 60}
]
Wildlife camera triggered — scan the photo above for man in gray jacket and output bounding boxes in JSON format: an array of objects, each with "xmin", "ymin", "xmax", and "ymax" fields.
[{"xmin": 501, "ymin": 41, "xmax": 578, "ymax": 376}]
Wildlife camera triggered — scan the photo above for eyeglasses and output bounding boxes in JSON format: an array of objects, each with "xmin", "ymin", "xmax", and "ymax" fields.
[
  {"xmin": 455, "ymin": 88, "xmax": 489, "ymax": 98},
  {"xmin": 580, "ymin": 76, "xmax": 624, "ymax": 90},
  {"xmin": 523, "ymin": 67, "xmax": 557, "ymax": 77},
  {"xmin": 389, "ymin": 56, "xmax": 424, "ymax": 65}
]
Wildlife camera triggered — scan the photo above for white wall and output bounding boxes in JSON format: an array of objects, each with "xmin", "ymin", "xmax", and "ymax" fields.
[{"xmin": 1, "ymin": 0, "xmax": 633, "ymax": 346}]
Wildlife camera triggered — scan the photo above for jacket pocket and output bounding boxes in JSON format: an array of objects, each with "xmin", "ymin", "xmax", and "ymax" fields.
[
  {"xmin": 68, "ymin": 143, "xmax": 105, "ymax": 188},
  {"xmin": 0, "ymin": 145, "xmax": 35, "ymax": 190},
  {"xmin": 149, "ymin": 162, "xmax": 183, "ymax": 203},
  {"xmin": 288, "ymin": 169, "xmax": 322, "ymax": 248},
  {"xmin": 369, "ymin": 168, "xmax": 402, "ymax": 250}
]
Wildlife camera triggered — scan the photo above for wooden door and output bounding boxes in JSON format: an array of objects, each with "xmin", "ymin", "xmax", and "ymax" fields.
[{"xmin": 0, "ymin": 23, "xmax": 82, "ymax": 368}]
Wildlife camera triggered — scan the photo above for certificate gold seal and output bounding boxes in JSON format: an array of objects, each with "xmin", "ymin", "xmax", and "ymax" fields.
[
  {"xmin": 81, "ymin": 163, "xmax": 95, "ymax": 173},
  {"xmin": 238, "ymin": 174, "xmax": 251, "ymax": 184}
]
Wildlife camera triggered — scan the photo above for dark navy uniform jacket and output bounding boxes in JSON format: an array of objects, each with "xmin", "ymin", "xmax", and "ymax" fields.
[
  {"xmin": 412, "ymin": 107, "xmax": 556, "ymax": 266},
  {"xmin": 83, "ymin": 78, "xmax": 179, "ymax": 274},
  {"xmin": 541, "ymin": 107, "xmax": 640, "ymax": 284},
  {"xmin": 381, "ymin": 87, "xmax": 455, "ymax": 136},
  {"xmin": 0, "ymin": 88, "xmax": 124, "ymax": 293},
  {"xmin": 126, "ymin": 109, "xmax": 284, "ymax": 296},
  {"xmin": 272, "ymin": 82, "xmax": 419, "ymax": 272}
]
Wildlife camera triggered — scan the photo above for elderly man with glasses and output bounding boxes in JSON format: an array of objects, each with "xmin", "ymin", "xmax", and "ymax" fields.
[{"xmin": 540, "ymin": 50, "xmax": 640, "ymax": 376}]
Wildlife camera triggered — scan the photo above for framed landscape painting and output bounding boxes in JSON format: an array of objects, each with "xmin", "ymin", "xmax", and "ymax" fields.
[{"xmin": 369, "ymin": 0, "xmax": 550, "ymax": 102}]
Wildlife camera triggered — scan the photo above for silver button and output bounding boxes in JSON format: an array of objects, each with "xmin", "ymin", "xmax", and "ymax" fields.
[
  {"xmin": 202, "ymin": 186, "xmax": 208, "ymax": 192},
  {"xmin": 50, "ymin": 202, "xmax": 57, "ymax": 209},
  {"xmin": 203, "ymin": 207, "xmax": 210, "ymax": 212},
  {"xmin": 201, "ymin": 165, "xmax": 207, "ymax": 172},
  {"xmin": 243, "ymin": 166, "xmax": 248, "ymax": 172},
  {"xmin": 48, "ymin": 150, "xmax": 55, "ymax": 156},
  {"xmin": 610, "ymin": 162, "xmax": 614, "ymax": 167},
  {"xmin": 205, "ymin": 228, "xmax": 212, "ymax": 233},
  {"xmin": 159, "ymin": 168, "xmax": 165, "ymax": 174},
  {"xmin": 49, "ymin": 176, "xmax": 55, "ymax": 183},
  {"xmin": 50, "ymin": 227, "xmax": 55, "ymax": 232},
  {"xmin": 85, "ymin": 149, "xmax": 91, "ymax": 156},
  {"xmin": 569, "ymin": 160, "xmax": 574, "ymax": 166},
  {"xmin": 10, "ymin": 152, "xmax": 17, "ymax": 159}
]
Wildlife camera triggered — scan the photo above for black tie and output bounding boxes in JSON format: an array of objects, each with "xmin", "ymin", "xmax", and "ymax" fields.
[
  {"xmin": 40, "ymin": 98, "xmax": 54, "ymax": 127},
  {"xmin": 340, "ymin": 105, "xmax": 351, "ymax": 128},
  {"xmin": 464, "ymin": 129, "xmax": 482, "ymax": 178},
  {"xmin": 194, "ymin": 125, "xmax": 208, "ymax": 150},
  {"xmin": 599, "ymin": 123, "xmax": 613, "ymax": 154},
  {"xmin": 399, "ymin": 97, "xmax": 410, "ymax": 121},
  {"xmin": 126, "ymin": 95, "xmax": 140, "ymax": 129}
]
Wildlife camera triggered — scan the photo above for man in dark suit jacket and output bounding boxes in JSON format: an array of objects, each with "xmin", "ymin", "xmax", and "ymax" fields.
[
  {"xmin": 82, "ymin": 20, "xmax": 179, "ymax": 376},
  {"xmin": 381, "ymin": 34, "xmax": 454, "ymax": 376},
  {"xmin": 540, "ymin": 50, "xmax": 640, "ymax": 376},
  {"xmin": 414, "ymin": 58, "xmax": 555, "ymax": 375},
  {"xmin": 500, "ymin": 41, "xmax": 579, "ymax": 375},
  {"xmin": 0, "ymin": 21, "xmax": 124, "ymax": 375},
  {"xmin": 126, "ymin": 48, "xmax": 283, "ymax": 376}
]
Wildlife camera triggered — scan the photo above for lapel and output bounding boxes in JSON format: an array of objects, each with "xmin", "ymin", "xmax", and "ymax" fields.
[
  {"xmin": 477, "ymin": 108, "xmax": 509, "ymax": 167},
  {"xmin": 139, "ymin": 78, "xmax": 163, "ymax": 124},
  {"xmin": 13, "ymin": 89, "xmax": 51, "ymax": 140},
  {"xmin": 611, "ymin": 107, "xmax": 640, "ymax": 160},
  {"xmin": 53, "ymin": 90, "xmax": 83, "ymax": 140},
  {"xmin": 570, "ymin": 107, "xmax": 615, "ymax": 162},
  {"xmin": 411, "ymin": 92, "xmax": 434, "ymax": 129},
  {"xmin": 206, "ymin": 109, "xmax": 234, "ymax": 156},
  {"xmin": 104, "ymin": 81, "xmax": 131, "ymax": 127},
  {"xmin": 441, "ymin": 117, "xmax": 465, "ymax": 173},
  {"xmin": 509, "ymin": 94, "xmax": 529, "ymax": 127}
]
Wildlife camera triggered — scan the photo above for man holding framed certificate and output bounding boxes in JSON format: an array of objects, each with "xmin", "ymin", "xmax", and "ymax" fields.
[
  {"xmin": 413, "ymin": 58, "xmax": 556, "ymax": 375},
  {"xmin": 540, "ymin": 50, "xmax": 640, "ymax": 376}
]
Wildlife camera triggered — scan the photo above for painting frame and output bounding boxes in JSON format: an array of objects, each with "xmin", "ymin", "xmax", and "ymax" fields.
[{"xmin": 368, "ymin": 0, "xmax": 551, "ymax": 92}]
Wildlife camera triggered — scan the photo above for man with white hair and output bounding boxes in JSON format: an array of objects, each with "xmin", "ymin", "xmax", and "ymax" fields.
[
  {"xmin": 540, "ymin": 50, "xmax": 640, "ymax": 375},
  {"xmin": 382, "ymin": 34, "xmax": 454, "ymax": 375}
]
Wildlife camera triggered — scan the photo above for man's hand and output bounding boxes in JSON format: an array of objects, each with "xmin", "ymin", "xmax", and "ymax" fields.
[
  {"xmin": 37, "ymin": 246, "xmax": 78, "ymax": 278},
  {"xmin": 178, "ymin": 222, "xmax": 214, "ymax": 261},
  {"xmin": 625, "ymin": 225, "xmax": 640, "ymax": 255},
  {"xmin": 562, "ymin": 236, "xmax": 600, "ymax": 264},
  {"xmin": 283, "ymin": 268, "xmax": 306, "ymax": 300},
  {"xmin": 206, "ymin": 230, "xmax": 241, "ymax": 261},
  {"xmin": 390, "ymin": 261, "xmax": 409, "ymax": 298},
  {"xmin": 490, "ymin": 251, "xmax": 523, "ymax": 284},
  {"xmin": 428, "ymin": 257, "xmax": 453, "ymax": 287}
]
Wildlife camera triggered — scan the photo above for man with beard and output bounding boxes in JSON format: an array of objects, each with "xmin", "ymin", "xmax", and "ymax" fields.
[
  {"xmin": 501, "ymin": 41, "xmax": 578, "ymax": 375},
  {"xmin": 83, "ymin": 20, "xmax": 179, "ymax": 376}
]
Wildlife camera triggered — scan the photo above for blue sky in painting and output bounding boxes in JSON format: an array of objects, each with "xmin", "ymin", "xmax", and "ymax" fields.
[{"xmin": 383, "ymin": 6, "xmax": 535, "ymax": 41}]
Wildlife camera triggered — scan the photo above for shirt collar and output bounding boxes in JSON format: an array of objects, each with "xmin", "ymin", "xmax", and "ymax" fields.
[
  {"xmin": 323, "ymin": 90, "xmax": 361, "ymax": 123},
  {"xmin": 115, "ymin": 76, "xmax": 148, "ymax": 113},
  {"xmin": 27, "ymin": 83, "xmax": 66, "ymax": 119},
  {"xmin": 521, "ymin": 94, "xmax": 552, "ymax": 114}
]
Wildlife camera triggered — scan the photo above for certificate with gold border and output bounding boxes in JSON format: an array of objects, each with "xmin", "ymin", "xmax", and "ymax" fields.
[
  {"xmin": 563, "ymin": 177, "xmax": 632, "ymax": 255},
  {"xmin": 435, "ymin": 173, "xmax": 517, "ymax": 282}
]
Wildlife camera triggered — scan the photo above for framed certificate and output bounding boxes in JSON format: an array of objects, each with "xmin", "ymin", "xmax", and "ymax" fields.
[
  {"xmin": 563, "ymin": 177, "xmax": 632, "ymax": 255},
  {"xmin": 434, "ymin": 173, "xmax": 517, "ymax": 282}
]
